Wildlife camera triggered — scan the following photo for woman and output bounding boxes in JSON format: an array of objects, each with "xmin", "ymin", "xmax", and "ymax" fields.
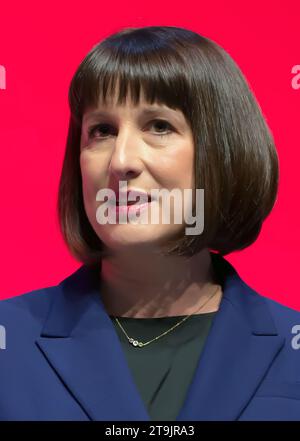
[{"xmin": 1, "ymin": 25, "xmax": 300, "ymax": 421}]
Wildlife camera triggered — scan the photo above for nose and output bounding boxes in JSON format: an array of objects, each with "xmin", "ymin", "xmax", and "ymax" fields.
[{"xmin": 108, "ymin": 124, "xmax": 144, "ymax": 181}]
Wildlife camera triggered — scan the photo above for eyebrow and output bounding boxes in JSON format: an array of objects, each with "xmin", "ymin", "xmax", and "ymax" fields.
[{"xmin": 82, "ymin": 106, "xmax": 182, "ymax": 124}]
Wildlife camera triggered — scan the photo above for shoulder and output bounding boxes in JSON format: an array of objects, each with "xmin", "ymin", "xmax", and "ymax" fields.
[
  {"xmin": 261, "ymin": 294, "xmax": 300, "ymax": 338},
  {"xmin": 0, "ymin": 264, "xmax": 89, "ymax": 342},
  {"xmin": 0, "ymin": 285, "xmax": 59, "ymax": 342}
]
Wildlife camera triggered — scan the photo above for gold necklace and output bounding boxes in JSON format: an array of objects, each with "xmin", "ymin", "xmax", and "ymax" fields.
[{"xmin": 113, "ymin": 285, "xmax": 221, "ymax": 348}]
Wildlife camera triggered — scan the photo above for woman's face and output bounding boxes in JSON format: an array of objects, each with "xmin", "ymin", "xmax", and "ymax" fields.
[{"xmin": 80, "ymin": 89, "xmax": 195, "ymax": 253}]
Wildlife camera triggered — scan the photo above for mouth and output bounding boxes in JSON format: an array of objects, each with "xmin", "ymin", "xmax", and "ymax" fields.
[
  {"xmin": 116, "ymin": 195, "xmax": 152, "ymax": 206},
  {"xmin": 114, "ymin": 190, "xmax": 153, "ymax": 206}
]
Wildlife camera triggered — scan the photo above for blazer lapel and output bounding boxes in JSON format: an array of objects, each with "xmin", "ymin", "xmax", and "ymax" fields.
[
  {"xmin": 35, "ymin": 263, "xmax": 150, "ymax": 421},
  {"xmin": 35, "ymin": 253, "xmax": 285, "ymax": 421},
  {"xmin": 177, "ymin": 253, "xmax": 285, "ymax": 420}
]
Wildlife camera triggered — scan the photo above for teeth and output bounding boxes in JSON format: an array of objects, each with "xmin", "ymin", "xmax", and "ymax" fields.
[
  {"xmin": 116, "ymin": 198, "xmax": 151, "ymax": 206},
  {"xmin": 116, "ymin": 195, "xmax": 151, "ymax": 206}
]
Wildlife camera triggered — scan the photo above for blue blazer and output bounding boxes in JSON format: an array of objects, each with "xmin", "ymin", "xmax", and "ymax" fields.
[{"xmin": 1, "ymin": 253, "xmax": 300, "ymax": 421}]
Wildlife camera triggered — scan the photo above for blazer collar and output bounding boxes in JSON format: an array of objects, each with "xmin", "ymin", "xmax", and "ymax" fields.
[{"xmin": 36, "ymin": 252, "xmax": 285, "ymax": 420}]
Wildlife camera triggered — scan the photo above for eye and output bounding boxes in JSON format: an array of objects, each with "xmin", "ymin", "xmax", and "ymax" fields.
[
  {"xmin": 87, "ymin": 119, "xmax": 174, "ymax": 141},
  {"xmin": 148, "ymin": 119, "xmax": 174, "ymax": 137},
  {"xmin": 87, "ymin": 123, "xmax": 115, "ymax": 140}
]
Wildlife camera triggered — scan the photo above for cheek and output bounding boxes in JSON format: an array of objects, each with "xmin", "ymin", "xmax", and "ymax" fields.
[
  {"xmin": 80, "ymin": 155, "xmax": 92, "ymax": 194},
  {"xmin": 176, "ymin": 143, "xmax": 194, "ymax": 185},
  {"xmin": 80, "ymin": 153, "xmax": 105, "ymax": 201},
  {"xmin": 154, "ymin": 145, "xmax": 194, "ymax": 189}
]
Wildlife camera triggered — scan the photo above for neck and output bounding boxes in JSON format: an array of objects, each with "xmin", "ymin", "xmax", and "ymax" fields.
[{"xmin": 98, "ymin": 247, "xmax": 222, "ymax": 318}]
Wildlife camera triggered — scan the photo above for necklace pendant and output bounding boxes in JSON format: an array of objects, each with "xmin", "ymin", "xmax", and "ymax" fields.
[{"xmin": 129, "ymin": 338, "xmax": 143, "ymax": 347}]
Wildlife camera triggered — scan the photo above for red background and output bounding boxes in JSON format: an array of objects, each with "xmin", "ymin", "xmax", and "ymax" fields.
[{"xmin": 0, "ymin": 1, "xmax": 299, "ymax": 309}]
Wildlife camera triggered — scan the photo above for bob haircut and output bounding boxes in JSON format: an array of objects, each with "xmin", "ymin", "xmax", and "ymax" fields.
[{"xmin": 58, "ymin": 25, "xmax": 279, "ymax": 265}]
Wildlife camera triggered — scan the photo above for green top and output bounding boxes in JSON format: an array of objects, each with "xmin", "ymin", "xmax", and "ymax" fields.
[{"xmin": 109, "ymin": 311, "xmax": 217, "ymax": 421}]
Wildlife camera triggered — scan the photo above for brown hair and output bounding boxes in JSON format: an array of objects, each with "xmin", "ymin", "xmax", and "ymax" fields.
[{"xmin": 57, "ymin": 25, "xmax": 279, "ymax": 265}]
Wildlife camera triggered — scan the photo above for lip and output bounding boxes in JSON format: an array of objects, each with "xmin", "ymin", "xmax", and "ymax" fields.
[
  {"xmin": 105, "ymin": 200, "xmax": 154, "ymax": 223},
  {"xmin": 114, "ymin": 200, "xmax": 153, "ymax": 214},
  {"xmin": 112, "ymin": 189, "xmax": 153, "ymax": 206}
]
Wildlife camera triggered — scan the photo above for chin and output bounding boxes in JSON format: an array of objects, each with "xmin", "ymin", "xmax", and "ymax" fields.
[{"xmin": 97, "ymin": 224, "xmax": 180, "ymax": 250}]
